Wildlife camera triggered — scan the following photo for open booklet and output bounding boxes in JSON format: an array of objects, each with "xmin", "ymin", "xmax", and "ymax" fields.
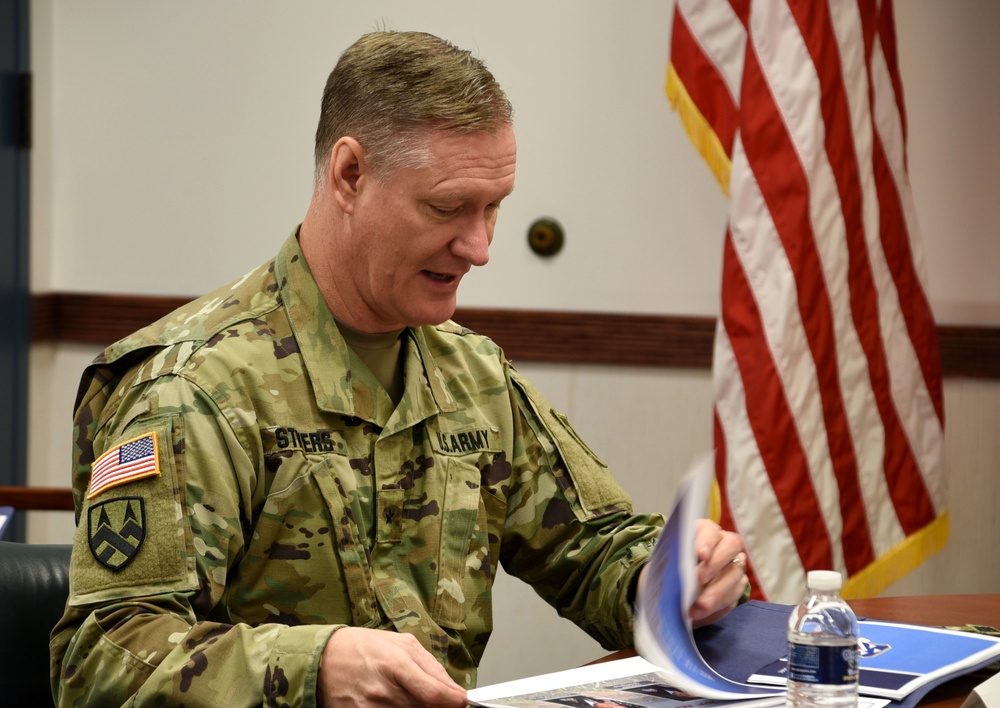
[{"xmin": 468, "ymin": 455, "xmax": 793, "ymax": 708}]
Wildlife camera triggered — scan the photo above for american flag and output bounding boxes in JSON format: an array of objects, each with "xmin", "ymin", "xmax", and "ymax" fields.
[
  {"xmin": 667, "ymin": 0, "xmax": 946, "ymax": 603},
  {"xmin": 88, "ymin": 432, "xmax": 161, "ymax": 499}
]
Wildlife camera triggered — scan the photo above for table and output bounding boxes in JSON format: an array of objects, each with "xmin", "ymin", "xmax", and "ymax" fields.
[{"xmin": 849, "ymin": 594, "xmax": 1000, "ymax": 708}]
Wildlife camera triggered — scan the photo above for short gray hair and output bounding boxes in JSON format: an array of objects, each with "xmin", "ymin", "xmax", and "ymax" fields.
[{"xmin": 313, "ymin": 31, "xmax": 513, "ymax": 183}]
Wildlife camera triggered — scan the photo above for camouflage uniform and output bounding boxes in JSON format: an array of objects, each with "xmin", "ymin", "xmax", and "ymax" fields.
[{"xmin": 50, "ymin": 230, "xmax": 663, "ymax": 707}]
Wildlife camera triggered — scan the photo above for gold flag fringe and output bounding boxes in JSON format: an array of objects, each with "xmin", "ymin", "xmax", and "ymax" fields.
[
  {"xmin": 842, "ymin": 510, "xmax": 950, "ymax": 599},
  {"xmin": 665, "ymin": 62, "xmax": 733, "ymax": 197}
]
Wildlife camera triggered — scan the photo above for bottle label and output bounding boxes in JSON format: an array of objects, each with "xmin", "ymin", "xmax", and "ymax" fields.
[{"xmin": 787, "ymin": 642, "xmax": 860, "ymax": 686}]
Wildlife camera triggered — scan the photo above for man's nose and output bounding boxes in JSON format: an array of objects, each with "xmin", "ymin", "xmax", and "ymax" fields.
[{"xmin": 452, "ymin": 217, "xmax": 492, "ymax": 267}]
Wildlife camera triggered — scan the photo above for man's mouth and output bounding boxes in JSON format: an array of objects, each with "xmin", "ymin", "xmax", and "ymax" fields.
[{"xmin": 424, "ymin": 271, "xmax": 456, "ymax": 282}]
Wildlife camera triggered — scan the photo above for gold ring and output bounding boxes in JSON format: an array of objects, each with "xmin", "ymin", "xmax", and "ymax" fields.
[{"xmin": 731, "ymin": 556, "xmax": 746, "ymax": 574}]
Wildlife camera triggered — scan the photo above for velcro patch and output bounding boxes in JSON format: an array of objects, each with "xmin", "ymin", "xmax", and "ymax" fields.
[{"xmin": 87, "ymin": 432, "xmax": 161, "ymax": 499}]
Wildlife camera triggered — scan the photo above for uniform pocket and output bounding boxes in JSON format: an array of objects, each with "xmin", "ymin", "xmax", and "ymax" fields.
[
  {"xmin": 431, "ymin": 456, "xmax": 483, "ymax": 630},
  {"xmin": 231, "ymin": 452, "xmax": 363, "ymax": 627}
]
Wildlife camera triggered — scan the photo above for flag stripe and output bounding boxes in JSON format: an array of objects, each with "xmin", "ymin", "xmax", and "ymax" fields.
[
  {"xmin": 829, "ymin": 1, "xmax": 944, "ymax": 533},
  {"xmin": 743, "ymin": 1, "xmax": 879, "ymax": 578},
  {"xmin": 867, "ymin": 31, "xmax": 946, "ymax": 514},
  {"xmin": 781, "ymin": 0, "xmax": 885, "ymax": 574},
  {"xmin": 819, "ymin": 1, "xmax": 907, "ymax": 558},
  {"xmin": 813, "ymin": 0, "xmax": 929, "ymax": 556},
  {"xmin": 671, "ymin": 0, "xmax": 744, "ymax": 158},
  {"xmin": 92, "ymin": 459, "xmax": 157, "ymax": 488},
  {"xmin": 763, "ymin": 0, "xmax": 935, "ymax": 561},
  {"xmin": 722, "ymin": 221, "xmax": 837, "ymax": 576},
  {"xmin": 670, "ymin": 0, "xmax": 946, "ymax": 602},
  {"xmin": 766, "ymin": 0, "xmax": 903, "ymax": 568},
  {"xmin": 875, "ymin": 0, "xmax": 907, "ymax": 150},
  {"xmin": 868, "ymin": 37, "xmax": 945, "ymax": 427},
  {"xmin": 714, "ymin": 322, "xmax": 806, "ymax": 599}
]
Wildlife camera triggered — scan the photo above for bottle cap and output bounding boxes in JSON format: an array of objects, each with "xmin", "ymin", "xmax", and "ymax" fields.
[{"xmin": 806, "ymin": 570, "xmax": 843, "ymax": 591}]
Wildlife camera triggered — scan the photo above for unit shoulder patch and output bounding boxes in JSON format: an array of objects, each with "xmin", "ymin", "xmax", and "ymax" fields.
[{"xmin": 88, "ymin": 497, "xmax": 147, "ymax": 571}]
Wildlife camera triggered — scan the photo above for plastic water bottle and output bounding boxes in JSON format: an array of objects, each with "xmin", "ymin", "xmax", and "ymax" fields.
[{"xmin": 786, "ymin": 570, "xmax": 860, "ymax": 708}]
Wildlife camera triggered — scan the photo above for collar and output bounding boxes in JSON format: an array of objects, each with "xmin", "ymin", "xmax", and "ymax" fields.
[{"xmin": 274, "ymin": 228, "xmax": 458, "ymax": 428}]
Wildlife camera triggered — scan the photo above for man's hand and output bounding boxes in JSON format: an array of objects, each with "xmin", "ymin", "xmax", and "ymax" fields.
[
  {"xmin": 317, "ymin": 627, "xmax": 468, "ymax": 707},
  {"xmin": 688, "ymin": 518, "xmax": 747, "ymax": 627},
  {"xmin": 637, "ymin": 519, "xmax": 747, "ymax": 629}
]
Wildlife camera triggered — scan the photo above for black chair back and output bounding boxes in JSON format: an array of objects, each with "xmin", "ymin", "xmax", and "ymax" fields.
[{"xmin": 0, "ymin": 541, "xmax": 72, "ymax": 705}]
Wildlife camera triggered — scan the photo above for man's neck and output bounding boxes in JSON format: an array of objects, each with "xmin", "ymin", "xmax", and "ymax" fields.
[{"xmin": 336, "ymin": 319, "xmax": 406, "ymax": 405}]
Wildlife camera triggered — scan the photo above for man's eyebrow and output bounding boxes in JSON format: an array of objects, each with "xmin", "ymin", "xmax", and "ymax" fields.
[
  {"xmin": 428, "ymin": 185, "xmax": 515, "ymax": 202},
  {"xmin": 493, "ymin": 185, "xmax": 515, "ymax": 202}
]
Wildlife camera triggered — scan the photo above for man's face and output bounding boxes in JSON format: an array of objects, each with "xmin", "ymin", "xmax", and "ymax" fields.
[{"xmin": 342, "ymin": 126, "xmax": 516, "ymax": 332}]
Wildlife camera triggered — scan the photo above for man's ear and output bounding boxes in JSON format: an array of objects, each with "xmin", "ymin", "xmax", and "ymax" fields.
[{"xmin": 328, "ymin": 137, "xmax": 366, "ymax": 214}]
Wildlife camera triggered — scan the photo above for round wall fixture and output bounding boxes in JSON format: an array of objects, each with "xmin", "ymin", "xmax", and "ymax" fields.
[{"xmin": 527, "ymin": 218, "xmax": 565, "ymax": 257}]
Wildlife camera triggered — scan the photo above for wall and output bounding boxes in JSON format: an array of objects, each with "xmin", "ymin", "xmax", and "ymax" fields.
[{"xmin": 26, "ymin": 0, "xmax": 1000, "ymax": 686}]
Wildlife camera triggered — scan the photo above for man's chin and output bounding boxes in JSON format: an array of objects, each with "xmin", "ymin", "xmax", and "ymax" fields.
[{"xmin": 408, "ymin": 304, "xmax": 458, "ymax": 328}]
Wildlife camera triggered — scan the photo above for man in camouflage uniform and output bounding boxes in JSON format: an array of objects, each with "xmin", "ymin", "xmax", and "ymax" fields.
[{"xmin": 51, "ymin": 31, "xmax": 747, "ymax": 707}]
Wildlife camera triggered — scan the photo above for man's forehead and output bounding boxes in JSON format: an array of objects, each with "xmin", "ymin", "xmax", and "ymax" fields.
[
  {"xmin": 417, "ymin": 128, "xmax": 517, "ymax": 194},
  {"xmin": 425, "ymin": 127, "xmax": 516, "ymax": 161}
]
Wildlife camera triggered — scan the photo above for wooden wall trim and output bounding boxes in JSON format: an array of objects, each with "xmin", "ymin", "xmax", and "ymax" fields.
[
  {"xmin": 31, "ymin": 291, "xmax": 1000, "ymax": 378},
  {"xmin": 0, "ymin": 485, "xmax": 75, "ymax": 511}
]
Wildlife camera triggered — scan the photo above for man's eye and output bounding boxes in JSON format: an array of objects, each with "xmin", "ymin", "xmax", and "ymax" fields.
[{"xmin": 431, "ymin": 205, "xmax": 459, "ymax": 216}]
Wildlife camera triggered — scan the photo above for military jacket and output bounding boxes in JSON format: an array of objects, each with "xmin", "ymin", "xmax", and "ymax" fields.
[{"xmin": 50, "ymin": 232, "xmax": 662, "ymax": 707}]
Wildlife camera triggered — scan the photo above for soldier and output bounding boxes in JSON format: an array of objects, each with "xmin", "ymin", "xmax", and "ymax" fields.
[{"xmin": 51, "ymin": 30, "xmax": 747, "ymax": 707}]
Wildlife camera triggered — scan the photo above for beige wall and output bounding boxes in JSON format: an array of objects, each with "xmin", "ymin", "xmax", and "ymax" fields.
[{"xmin": 26, "ymin": 0, "xmax": 1000, "ymax": 687}]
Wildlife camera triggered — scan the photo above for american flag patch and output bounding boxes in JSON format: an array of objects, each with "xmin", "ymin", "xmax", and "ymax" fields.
[{"xmin": 87, "ymin": 432, "xmax": 161, "ymax": 499}]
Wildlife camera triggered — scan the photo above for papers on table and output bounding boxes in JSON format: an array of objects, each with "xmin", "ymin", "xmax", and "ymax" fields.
[{"xmin": 468, "ymin": 655, "xmax": 786, "ymax": 707}]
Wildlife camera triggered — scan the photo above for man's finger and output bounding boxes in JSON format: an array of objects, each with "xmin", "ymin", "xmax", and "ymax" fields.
[
  {"xmin": 382, "ymin": 634, "xmax": 467, "ymax": 707},
  {"xmin": 389, "ymin": 655, "xmax": 468, "ymax": 707}
]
